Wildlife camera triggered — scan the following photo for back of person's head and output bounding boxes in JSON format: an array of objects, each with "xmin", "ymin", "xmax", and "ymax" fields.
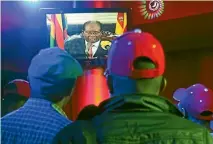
[
  {"xmin": 28, "ymin": 47, "xmax": 83, "ymax": 104},
  {"xmin": 2, "ymin": 79, "xmax": 30, "ymax": 116},
  {"xmin": 106, "ymin": 29, "xmax": 166, "ymax": 96},
  {"xmin": 77, "ymin": 104, "xmax": 99, "ymax": 120},
  {"xmin": 173, "ymin": 83, "xmax": 213, "ymax": 131}
]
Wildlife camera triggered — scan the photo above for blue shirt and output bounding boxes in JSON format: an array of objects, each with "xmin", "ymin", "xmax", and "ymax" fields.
[{"xmin": 1, "ymin": 98, "xmax": 71, "ymax": 144}]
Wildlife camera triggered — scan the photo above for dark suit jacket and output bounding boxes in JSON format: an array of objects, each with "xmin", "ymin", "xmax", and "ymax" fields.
[
  {"xmin": 65, "ymin": 37, "xmax": 108, "ymax": 68},
  {"xmin": 65, "ymin": 37, "xmax": 108, "ymax": 59}
]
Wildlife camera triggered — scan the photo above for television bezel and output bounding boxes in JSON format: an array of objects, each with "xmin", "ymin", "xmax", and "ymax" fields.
[{"xmin": 40, "ymin": 8, "xmax": 131, "ymax": 27}]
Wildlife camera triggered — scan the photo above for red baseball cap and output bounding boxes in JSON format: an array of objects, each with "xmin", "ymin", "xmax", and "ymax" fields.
[
  {"xmin": 107, "ymin": 29, "xmax": 165, "ymax": 78},
  {"xmin": 3, "ymin": 79, "xmax": 30, "ymax": 98}
]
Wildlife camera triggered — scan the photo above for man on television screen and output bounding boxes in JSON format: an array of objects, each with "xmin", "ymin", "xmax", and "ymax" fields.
[{"xmin": 65, "ymin": 21, "xmax": 109, "ymax": 60}]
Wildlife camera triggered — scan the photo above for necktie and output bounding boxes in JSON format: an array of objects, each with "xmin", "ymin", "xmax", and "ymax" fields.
[{"xmin": 88, "ymin": 44, "xmax": 93, "ymax": 59}]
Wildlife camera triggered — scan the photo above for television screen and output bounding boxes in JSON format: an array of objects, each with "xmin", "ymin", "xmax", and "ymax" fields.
[{"xmin": 44, "ymin": 9, "xmax": 129, "ymax": 68}]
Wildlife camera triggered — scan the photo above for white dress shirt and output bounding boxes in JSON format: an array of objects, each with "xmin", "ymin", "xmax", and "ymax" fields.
[{"xmin": 85, "ymin": 40, "xmax": 100, "ymax": 57}]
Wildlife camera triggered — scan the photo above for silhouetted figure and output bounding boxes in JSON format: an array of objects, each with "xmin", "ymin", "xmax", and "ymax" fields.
[
  {"xmin": 1, "ymin": 47, "xmax": 83, "ymax": 144},
  {"xmin": 54, "ymin": 30, "xmax": 213, "ymax": 144},
  {"xmin": 1, "ymin": 79, "xmax": 30, "ymax": 117},
  {"xmin": 173, "ymin": 83, "xmax": 213, "ymax": 133}
]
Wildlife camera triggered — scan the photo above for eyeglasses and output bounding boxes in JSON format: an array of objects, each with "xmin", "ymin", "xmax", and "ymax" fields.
[{"xmin": 84, "ymin": 31, "xmax": 101, "ymax": 35}]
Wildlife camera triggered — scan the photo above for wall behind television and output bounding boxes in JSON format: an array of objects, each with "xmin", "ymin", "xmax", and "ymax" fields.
[{"xmin": 163, "ymin": 48, "xmax": 213, "ymax": 102}]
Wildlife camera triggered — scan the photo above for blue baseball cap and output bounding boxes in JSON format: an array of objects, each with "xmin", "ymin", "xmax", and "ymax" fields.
[{"xmin": 28, "ymin": 47, "xmax": 83, "ymax": 101}]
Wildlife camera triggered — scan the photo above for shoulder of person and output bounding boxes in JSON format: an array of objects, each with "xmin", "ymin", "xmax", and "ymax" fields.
[{"xmin": 53, "ymin": 120, "xmax": 97, "ymax": 144}]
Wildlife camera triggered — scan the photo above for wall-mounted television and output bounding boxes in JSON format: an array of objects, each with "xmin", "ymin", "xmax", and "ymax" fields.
[{"xmin": 40, "ymin": 8, "xmax": 131, "ymax": 68}]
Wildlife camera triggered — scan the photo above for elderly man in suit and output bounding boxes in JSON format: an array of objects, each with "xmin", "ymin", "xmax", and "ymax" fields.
[{"xmin": 65, "ymin": 21, "xmax": 108, "ymax": 60}]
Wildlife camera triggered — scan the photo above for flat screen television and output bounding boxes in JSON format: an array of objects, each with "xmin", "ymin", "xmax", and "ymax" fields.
[{"xmin": 40, "ymin": 8, "xmax": 130, "ymax": 68}]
